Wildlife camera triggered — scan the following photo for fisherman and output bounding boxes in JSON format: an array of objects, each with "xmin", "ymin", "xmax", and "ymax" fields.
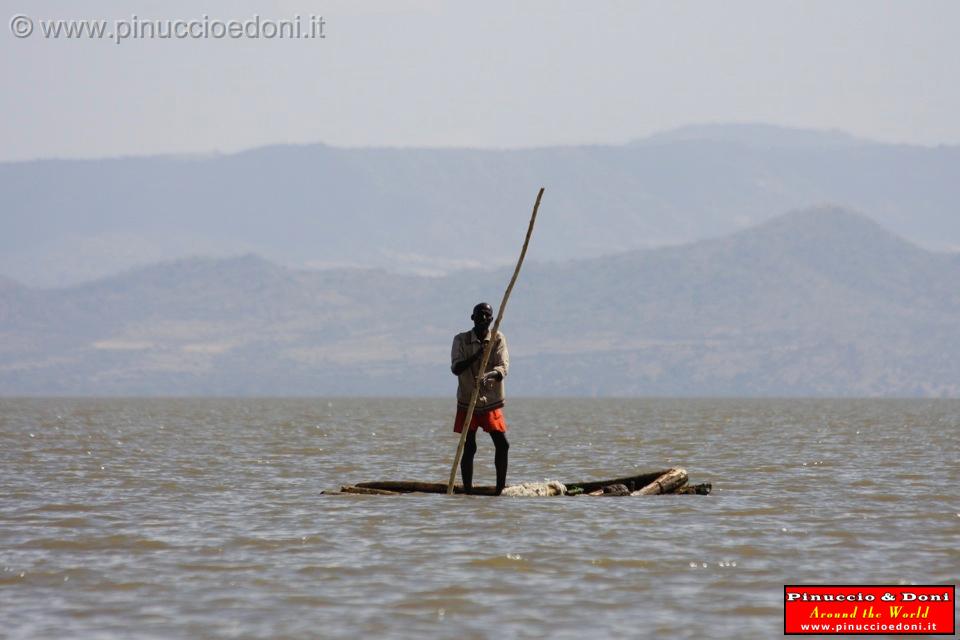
[{"xmin": 451, "ymin": 302, "xmax": 510, "ymax": 495}]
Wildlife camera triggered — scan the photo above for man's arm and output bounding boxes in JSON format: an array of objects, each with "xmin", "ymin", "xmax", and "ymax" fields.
[
  {"xmin": 452, "ymin": 334, "xmax": 483, "ymax": 376},
  {"xmin": 481, "ymin": 334, "xmax": 509, "ymax": 383},
  {"xmin": 452, "ymin": 347, "xmax": 483, "ymax": 376}
]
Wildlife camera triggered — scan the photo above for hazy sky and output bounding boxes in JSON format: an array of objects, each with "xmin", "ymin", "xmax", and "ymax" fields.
[{"xmin": 2, "ymin": 0, "xmax": 958, "ymax": 161}]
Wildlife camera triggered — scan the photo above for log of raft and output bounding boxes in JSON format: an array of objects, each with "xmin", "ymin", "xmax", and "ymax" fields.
[
  {"xmin": 330, "ymin": 468, "xmax": 711, "ymax": 497},
  {"xmin": 339, "ymin": 485, "xmax": 402, "ymax": 496},
  {"xmin": 353, "ymin": 481, "xmax": 500, "ymax": 496},
  {"xmin": 632, "ymin": 467, "xmax": 688, "ymax": 495},
  {"xmin": 565, "ymin": 469, "xmax": 675, "ymax": 494}
]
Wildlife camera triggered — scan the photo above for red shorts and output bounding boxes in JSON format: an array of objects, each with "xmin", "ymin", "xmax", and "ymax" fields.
[{"xmin": 453, "ymin": 407, "xmax": 507, "ymax": 434}]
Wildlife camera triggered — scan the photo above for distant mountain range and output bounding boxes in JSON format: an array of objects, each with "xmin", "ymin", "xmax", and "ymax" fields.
[
  {"xmin": 2, "ymin": 123, "xmax": 959, "ymax": 287},
  {"xmin": 2, "ymin": 207, "xmax": 958, "ymax": 397}
]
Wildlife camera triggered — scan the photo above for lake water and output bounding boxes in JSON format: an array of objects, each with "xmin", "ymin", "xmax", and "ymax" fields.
[{"xmin": 1, "ymin": 398, "xmax": 957, "ymax": 639}]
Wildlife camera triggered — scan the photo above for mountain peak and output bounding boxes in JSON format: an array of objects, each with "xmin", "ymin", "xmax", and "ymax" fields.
[
  {"xmin": 714, "ymin": 206, "xmax": 939, "ymax": 295},
  {"xmin": 76, "ymin": 253, "xmax": 288, "ymax": 290},
  {"xmin": 636, "ymin": 123, "xmax": 870, "ymax": 150},
  {"xmin": 746, "ymin": 205, "xmax": 903, "ymax": 245},
  {"xmin": 0, "ymin": 275, "xmax": 24, "ymax": 291}
]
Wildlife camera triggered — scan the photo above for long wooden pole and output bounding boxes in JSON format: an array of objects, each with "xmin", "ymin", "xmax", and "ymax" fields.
[{"xmin": 447, "ymin": 187, "xmax": 544, "ymax": 495}]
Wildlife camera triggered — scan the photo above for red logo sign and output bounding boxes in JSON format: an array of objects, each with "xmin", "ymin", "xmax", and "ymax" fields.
[{"xmin": 784, "ymin": 585, "xmax": 955, "ymax": 635}]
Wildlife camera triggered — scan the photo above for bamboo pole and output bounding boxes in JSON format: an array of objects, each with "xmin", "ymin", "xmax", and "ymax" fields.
[{"xmin": 447, "ymin": 187, "xmax": 545, "ymax": 495}]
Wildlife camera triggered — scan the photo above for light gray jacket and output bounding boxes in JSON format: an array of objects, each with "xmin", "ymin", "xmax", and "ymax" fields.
[{"xmin": 451, "ymin": 329, "xmax": 509, "ymax": 411}]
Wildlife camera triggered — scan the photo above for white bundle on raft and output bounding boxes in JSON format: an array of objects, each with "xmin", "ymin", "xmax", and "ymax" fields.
[{"xmin": 500, "ymin": 480, "xmax": 567, "ymax": 497}]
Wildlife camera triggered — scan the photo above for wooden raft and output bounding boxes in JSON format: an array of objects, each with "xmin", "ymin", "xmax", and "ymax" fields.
[{"xmin": 329, "ymin": 467, "xmax": 711, "ymax": 497}]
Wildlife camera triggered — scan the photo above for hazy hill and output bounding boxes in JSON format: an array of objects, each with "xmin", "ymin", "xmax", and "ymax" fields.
[
  {"xmin": 2, "ymin": 207, "xmax": 958, "ymax": 397},
  {"xmin": 0, "ymin": 275, "xmax": 23, "ymax": 290},
  {"xmin": 2, "ymin": 124, "xmax": 959, "ymax": 287},
  {"xmin": 637, "ymin": 123, "xmax": 870, "ymax": 149}
]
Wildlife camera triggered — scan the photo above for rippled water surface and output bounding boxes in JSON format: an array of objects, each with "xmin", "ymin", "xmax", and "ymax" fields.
[{"xmin": 1, "ymin": 398, "xmax": 957, "ymax": 639}]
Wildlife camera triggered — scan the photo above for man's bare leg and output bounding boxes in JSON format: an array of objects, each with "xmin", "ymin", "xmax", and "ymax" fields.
[
  {"xmin": 461, "ymin": 429, "xmax": 478, "ymax": 494},
  {"xmin": 490, "ymin": 431, "xmax": 509, "ymax": 496}
]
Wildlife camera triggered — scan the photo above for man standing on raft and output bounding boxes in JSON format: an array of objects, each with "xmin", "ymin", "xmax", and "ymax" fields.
[{"xmin": 451, "ymin": 302, "xmax": 510, "ymax": 495}]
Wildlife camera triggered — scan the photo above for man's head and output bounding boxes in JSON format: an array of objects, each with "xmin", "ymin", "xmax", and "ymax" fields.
[{"xmin": 471, "ymin": 302, "xmax": 494, "ymax": 335}]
